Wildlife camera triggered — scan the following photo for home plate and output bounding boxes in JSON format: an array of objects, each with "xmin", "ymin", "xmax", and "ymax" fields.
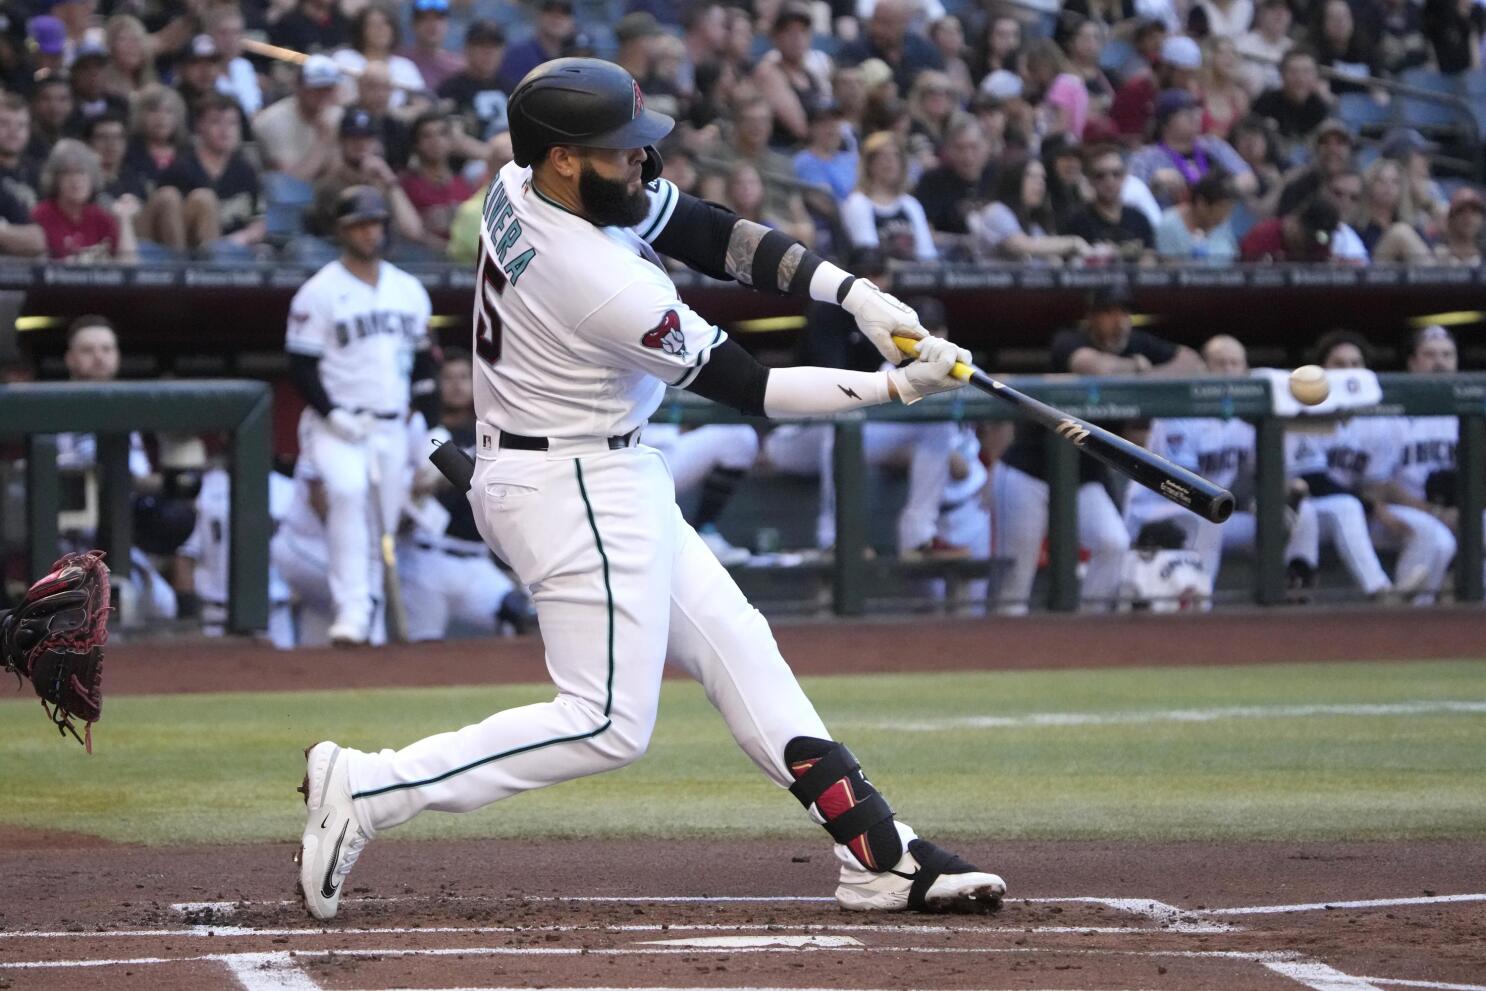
[{"xmin": 634, "ymin": 935, "xmax": 864, "ymax": 948}]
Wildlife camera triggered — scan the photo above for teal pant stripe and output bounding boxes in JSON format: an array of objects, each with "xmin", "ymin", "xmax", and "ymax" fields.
[{"xmin": 350, "ymin": 458, "xmax": 618, "ymax": 800}]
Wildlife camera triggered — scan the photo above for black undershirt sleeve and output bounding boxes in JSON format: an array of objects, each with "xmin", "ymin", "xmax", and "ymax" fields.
[
  {"xmin": 684, "ymin": 339, "xmax": 770, "ymax": 418},
  {"xmin": 650, "ymin": 191, "xmax": 826, "ymax": 297},
  {"xmin": 410, "ymin": 348, "xmax": 440, "ymax": 425},
  {"xmin": 650, "ymin": 192, "xmax": 738, "ymax": 282},
  {"xmin": 288, "ymin": 353, "xmax": 335, "ymax": 418}
]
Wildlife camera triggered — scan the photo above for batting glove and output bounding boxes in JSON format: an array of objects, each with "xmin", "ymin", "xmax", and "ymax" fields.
[
  {"xmin": 840, "ymin": 279, "xmax": 926, "ymax": 365},
  {"xmin": 887, "ymin": 337, "xmax": 971, "ymax": 405},
  {"xmin": 326, "ymin": 408, "xmax": 368, "ymax": 443}
]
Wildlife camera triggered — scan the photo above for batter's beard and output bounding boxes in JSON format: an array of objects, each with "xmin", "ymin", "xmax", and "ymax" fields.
[{"xmin": 578, "ymin": 161, "xmax": 649, "ymax": 227}]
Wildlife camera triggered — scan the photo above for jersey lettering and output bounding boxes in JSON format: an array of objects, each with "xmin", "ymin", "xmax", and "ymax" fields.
[
  {"xmin": 333, "ymin": 310, "xmax": 419, "ymax": 348},
  {"xmin": 1401, "ymin": 438, "xmax": 1456, "ymax": 467},
  {"xmin": 1327, "ymin": 446, "xmax": 1371, "ymax": 476},
  {"xmin": 475, "ymin": 254, "xmax": 505, "ymax": 366}
]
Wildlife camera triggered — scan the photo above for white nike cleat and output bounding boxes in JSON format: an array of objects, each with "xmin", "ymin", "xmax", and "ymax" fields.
[
  {"xmin": 328, "ymin": 617, "xmax": 368, "ymax": 647},
  {"xmin": 295, "ymin": 741, "xmax": 371, "ymax": 920},
  {"xmin": 836, "ymin": 832, "xmax": 1005, "ymax": 913},
  {"xmin": 699, "ymin": 525, "xmax": 752, "ymax": 566}
]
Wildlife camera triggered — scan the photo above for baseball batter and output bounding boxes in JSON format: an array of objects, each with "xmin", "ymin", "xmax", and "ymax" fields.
[
  {"xmin": 284, "ymin": 185, "xmax": 436, "ymax": 646},
  {"xmin": 296, "ymin": 58, "xmax": 1004, "ymax": 921}
]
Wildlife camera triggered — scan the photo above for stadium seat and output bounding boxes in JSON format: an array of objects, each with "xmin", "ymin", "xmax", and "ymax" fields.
[
  {"xmin": 1397, "ymin": 68, "xmax": 1461, "ymax": 128},
  {"xmin": 1337, "ymin": 92, "xmax": 1393, "ymax": 130}
]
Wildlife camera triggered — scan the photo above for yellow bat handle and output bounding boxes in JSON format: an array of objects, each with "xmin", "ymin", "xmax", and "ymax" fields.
[{"xmin": 892, "ymin": 335, "xmax": 975, "ymax": 383}]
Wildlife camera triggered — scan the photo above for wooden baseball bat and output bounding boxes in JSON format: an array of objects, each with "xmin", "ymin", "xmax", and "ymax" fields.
[
  {"xmin": 366, "ymin": 458, "xmax": 410, "ymax": 643},
  {"xmin": 241, "ymin": 38, "xmax": 438, "ymax": 98},
  {"xmin": 893, "ymin": 336, "xmax": 1235, "ymax": 524}
]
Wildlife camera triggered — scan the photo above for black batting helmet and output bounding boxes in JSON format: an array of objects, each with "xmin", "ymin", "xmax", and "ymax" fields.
[
  {"xmin": 507, "ymin": 57, "xmax": 674, "ymax": 168},
  {"xmin": 336, "ymin": 185, "xmax": 390, "ymax": 226}
]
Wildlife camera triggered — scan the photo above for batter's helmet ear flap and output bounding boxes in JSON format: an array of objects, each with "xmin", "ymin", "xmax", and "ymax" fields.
[{"xmin": 641, "ymin": 144, "xmax": 663, "ymax": 184}]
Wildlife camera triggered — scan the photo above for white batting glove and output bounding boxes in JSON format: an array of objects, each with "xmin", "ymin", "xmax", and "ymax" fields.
[
  {"xmin": 326, "ymin": 407, "xmax": 368, "ymax": 443},
  {"xmin": 887, "ymin": 337, "xmax": 971, "ymax": 405},
  {"xmin": 840, "ymin": 279, "xmax": 926, "ymax": 364}
]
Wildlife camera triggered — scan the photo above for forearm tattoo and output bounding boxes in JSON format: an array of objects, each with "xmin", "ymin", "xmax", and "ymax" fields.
[
  {"xmin": 777, "ymin": 243, "xmax": 806, "ymax": 293},
  {"xmin": 724, "ymin": 220, "xmax": 768, "ymax": 287}
]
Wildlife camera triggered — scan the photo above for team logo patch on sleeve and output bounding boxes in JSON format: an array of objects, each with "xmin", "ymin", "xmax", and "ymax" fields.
[{"xmin": 641, "ymin": 310, "xmax": 687, "ymax": 357}]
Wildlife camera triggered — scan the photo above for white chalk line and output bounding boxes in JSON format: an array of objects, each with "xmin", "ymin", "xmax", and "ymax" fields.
[
  {"xmin": 1266, "ymin": 960, "xmax": 1387, "ymax": 990},
  {"xmin": 858, "ymin": 700, "xmax": 1486, "ymax": 733},
  {"xmin": 1361, "ymin": 980, "xmax": 1486, "ymax": 991},
  {"xmin": 221, "ymin": 951, "xmax": 320, "ymax": 991},
  {"xmin": 1209, "ymin": 893, "xmax": 1486, "ymax": 915}
]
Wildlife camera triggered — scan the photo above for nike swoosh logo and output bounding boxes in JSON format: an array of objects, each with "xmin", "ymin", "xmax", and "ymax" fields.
[
  {"xmin": 321, "ymin": 812, "xmax": 332, "ymax": 829},
  {"xmin": 321, "ymin": 820, "xmax": 349, "ymax": 899},
  {"xmin": 889, "ymin": 868, "xmax": 920, "ymax": 882}
]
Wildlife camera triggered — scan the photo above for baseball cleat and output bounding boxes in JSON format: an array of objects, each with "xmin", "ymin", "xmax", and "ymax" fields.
[
  {"xmin": 295, "ymin": 741, "xmax": 371, "ymax": 920},
  {"xmin": 328, "ymin": 618, "xmax": 369, "ymax": 647},
  {"xmin": 836, "ymin": 838, "xmax": 1005, "ymax": 913}
]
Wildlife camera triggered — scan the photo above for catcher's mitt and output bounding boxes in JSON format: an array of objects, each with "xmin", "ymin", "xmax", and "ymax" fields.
[{"xmin": 0, "ymin": 551, "xmax": 110, "ymax": 752}]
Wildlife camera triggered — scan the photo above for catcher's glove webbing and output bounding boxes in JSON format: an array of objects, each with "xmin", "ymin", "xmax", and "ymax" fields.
[{"xmin": 0, "ymin": 551, "xmax": 109, "ymax": 752}]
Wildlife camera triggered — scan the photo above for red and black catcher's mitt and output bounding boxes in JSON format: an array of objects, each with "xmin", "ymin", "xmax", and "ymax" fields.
[{"xmin": 0, "ymin": 551, "xmax": 109, "ymax": 752}]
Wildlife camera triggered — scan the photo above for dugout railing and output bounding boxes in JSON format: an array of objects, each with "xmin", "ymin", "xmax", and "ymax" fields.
[{"xmin": 2, "ymin": 375, "xmax": 1481, "ymax": 629}]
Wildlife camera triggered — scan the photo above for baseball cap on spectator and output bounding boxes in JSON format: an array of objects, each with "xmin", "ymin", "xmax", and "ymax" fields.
[
  {"xmin": 615, "ymin": 11, "xmax": 661, "ymax": 45},
  {"xmin": 561, "ymin": 30, "xmax": 596, "ymax": 57},
  {"xmin": 1154, "ymin": 88, "xmax": 1198, "ymax": 128},
  {"xmin": 774, "ymin": 2, "xmax": 814, "ymax": 31},
  {"xmin": 1380, "ymin": 126, "xmax": 1437, "ymax": 159},
  {"xmin": 183, "ymin": 34, "xmax": 220, "ymax": 62},
  {"xmin": 1087, "ymin": 284, "xmax": 1132, "ymax": 313},
  {"xmin": 1160, "ymin": 35, "xmax": 1202, "ymax": 70},
  {"xmin": 1448, "ymin": 186, "xmax": 1485, "ymax": 217},
  {"xmin": 979, "ymin": 68, "xmax": 1023, "ymax": 101},
  {"xmin": 1314, "ymin": 118, "xmax": 1354, "ymax": 146},
  {"xmin": 73, "ymin": 38, "xmax": 108, "ymax": 65},
  {"xmin": 340, "ymin": 107, "xmax": 377, "ymax": 138},
  {"xmin": 412, "ymin": 0, "xmax": 449, "ymax": 15},
  {"xmin": 465, "ymin": 20, "xmax": 505, "ymax": 46},
  {"xmin": 301, "ymin": 53, "xmax": 341, "ymax": 89},
  {"xmin": 857, "ymin": 58, "xmax": 894, "ymax": 91},
  {"xmin": 26, "ymin": 15, "xmax": 64, "ymax": 55}
]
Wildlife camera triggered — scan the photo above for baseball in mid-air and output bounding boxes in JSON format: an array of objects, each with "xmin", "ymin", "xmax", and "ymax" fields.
[{"xmin": 1289, "ymin": 364, "xmax": 1330, "ymax": 406}]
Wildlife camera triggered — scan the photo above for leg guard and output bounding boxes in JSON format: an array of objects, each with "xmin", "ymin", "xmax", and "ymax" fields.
[{"xmin": 784, "ymin": 737, "xmax": 901, "ymax": 871}]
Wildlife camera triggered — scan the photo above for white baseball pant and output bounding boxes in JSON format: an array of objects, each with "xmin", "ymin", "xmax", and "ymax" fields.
[
  {"xmin": 1126, "ymin": 503, "xmax": 1321, "ymax": 581},
  {"xmin": 270, "ymin": 528, "xmax": 384, "ymax": 648},
  {"xmin": 1369, "ymin": 503, "xmax": 1456, "ymax": 602},
  {"xmin": 1310, "ymin": 494, "xmax": 1391, "ymax": 595},
  {"xmin": 344, "ymin": 439, "xmax": 832, "ymax": 834},
  {"xmin": 989, "ymin": 462, "xmax": 1130, "ymax": 614},
  {"xmin": 399, "ymin": 539, "xmax": 516, "ymax": 641}
]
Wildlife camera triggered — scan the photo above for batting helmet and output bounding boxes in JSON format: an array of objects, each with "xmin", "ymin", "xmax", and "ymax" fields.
[
  {"xmin": 336, "ymin": 185, "xmax": 390, "ymax": 226},
  {"xmin": 507, "ymin": 57, "xmax": 674, "ymax": 169}
]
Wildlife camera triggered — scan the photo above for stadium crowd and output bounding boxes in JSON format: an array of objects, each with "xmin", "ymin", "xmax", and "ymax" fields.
[
  {"xmin": 0, "ymin": 0, "xmax": 1477, "ymax": 266},
  {"xmin": 1, "ymin": 0, "xmax": 1483, "ymax": 635}
]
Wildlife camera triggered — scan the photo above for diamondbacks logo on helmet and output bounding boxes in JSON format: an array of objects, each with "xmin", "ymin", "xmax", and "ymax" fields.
[
  {"xmin": 632, "ymin": 80, "xmax": 644, "ymax": 117},
  {"xmin": 641, "ymin": 310, "xmax": 686, "ymax": 357}
]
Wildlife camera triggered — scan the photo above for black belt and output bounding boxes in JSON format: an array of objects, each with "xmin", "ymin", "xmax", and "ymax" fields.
[
  {"xmin": 414, "ymin": 540, "xmax": 485, "ymax": 559},
  {"xmin": 500, "ymin": 428, "xmax": 638, "ymax": 451},
  {"xmin": 353, "ymin": 408, "xmax": 402, "ymax": 420}
]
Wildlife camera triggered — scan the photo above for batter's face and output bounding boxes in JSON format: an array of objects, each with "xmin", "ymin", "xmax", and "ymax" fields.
[
  {"xmin": 575, "ymin": 147, "xmax": 648, "ymax": 227},
  {"xmin": 340, "ymin": 219, "xmax": 386, "ymax": 261}
]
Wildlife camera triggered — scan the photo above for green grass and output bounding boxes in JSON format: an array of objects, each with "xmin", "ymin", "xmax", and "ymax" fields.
[{"xmin": 2, "ymin": 660, "xmax": 1483, "ymax": 845}]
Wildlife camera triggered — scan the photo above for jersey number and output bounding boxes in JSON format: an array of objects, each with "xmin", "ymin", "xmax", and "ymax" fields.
[{"xmin": 475, "ymin": 256, "xmax": 506, "ymax": 365}]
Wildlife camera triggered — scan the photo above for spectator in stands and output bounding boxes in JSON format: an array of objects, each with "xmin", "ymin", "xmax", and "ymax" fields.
[
  {"xmin": 674, "ymin": 0, "xmax": 728, "ymax": 99},
  {"xmin": 402, "ymin": 0, "xmax": 462, "ymax": 93},
  {"xmin": 446, "ymin": 131, "xmax": 511, "ymax": 265},
  {"xmin": 0, "ymin": 171, "xmax": 44, "ymax": 257},
  {"xmin": 1199, "ymin": 36, "xmax": 1250, "ymax": 137},
  {"xmin": 1064, "ymin": 145, "xmax": 1155, "ymax": 259},
  {"xmin": 1128, "ymin": 89, "xmax": 1252, "ymax": 206},
  {"xmin": 793, "ymin": 101, "xmax": 858, "ymax": 201},
  {"xmin": 1229, "ymin": 112, "xmax": 1284, "ymax": 223},
  {"xmin": 754, "ymin": 2, "xmax": 833, "ymax": 149},
  {"xmin": 270, "ymin": 0, "xmax": 349, "ymax": 56},
  {"xmin": 1356, "ymin": 157, "xmax": 1431, "ymax": 262},
  {"xmin": 151, "ymin": 93, "xmax": 264, "ymax": 257},
  {"xmin": 913, "ymin": 113, "xmax": 995, "ymax": 241},
  {"xmin": 100, "ymin": 14, "xmax": 155, "ymax": 99},
  {"xmin": 969, "ymin": 155, "xmax": 1089, "ymax": 262},
  {"xmin": 335, "ymin": 2, "xmax": 427, "ymax": 110},
  {"xmin": 208, "ymin": 5, "xmax": 262, "ymax": 119},
  {"xmin": 253, "ymin": 55, "xmax": 343, "ymax": 184},
  {"xmin": 840, "ymin": 130, "xmax": 936, "ymax": 260},
  {"xmin": 927, "ymin": 16, "xmax": 973, "ymax": 101},
  {"xmin": 85, "ymin": 111, "xmax": 147, "ymax": 208},
  {"xmin": 1021, "ymin": 38, "xmax": 1088, "ymax": 142},
  {"xmin": 438, "ymin": 20, "xmax": 507, "ymax": 152},
  {"xmin": 33, "ymin": 138, "xmax": 138, "ymax": 262},
  {"xmin": 28, "ymin": 78, "xmax": 74, "ymax": 163},
  {"xmin": 68, "ymin": 41, "xmax": 129, "ymax": 134},
  {"xmin": 399, "ymin": 112, "xmax": 472, "ymax": 250},
  {"xmin": 1375, "ymin": 0, "xmax": 1431, "ymax": 77},
  {"xmin": 1313, "ymin": 0, "xmax": 1376, "ymax": 93},
  {"xmin": 1422, "ymin": 0, "xmax": 1483, "ymax": 75},
  {"xmin": 354, "ymin": 61, "xmax": 414, "ymax": 171},
  {"xmin": 0, "ymin": 95, "xmax": 41, "ymax": 216},
  {"xmin": 1155, "ymin": 167, "xmax": 1238, "ymax": 262},
  {"xmin": 721, "ymin": 7, "xmax": 756, "ymax": 72},
  {"xmin": 972, "ymin": 14, "xmax": 1022, "ymax": 80},
  {"xmin": 1276, "ymin": 117, "xmax": 1355, "ymax": 215},
  {"xmin": 905, "ymin": 70, "xmax": 958, "ymax": 168},
  {"xmin": 1109, "ymin": 31, "xmax": 1199, "ymax": 140},
  {"xmin": 1198, "ymin": 0, "xmax": 1254, "ymax": 38},
  {"xmin": 1382, "ymin": 128, "xmax": 1448, "ymax": 235},
  {"xmin": 124, "ymin": 83, "xmax": 185, "ymax": 196},
  {"xmin": 49, "ymin": 0, "xmax": 105, "ymax": 67},
  {"xmin": 27, "ymin": 16, "xmax": 68, "ymax": 84},
  {"xmin": 176, "ymin": 35, "xmax": 231, "ymax": 129},
  {"xmin": 1239, "ymin": 195, "xmax": 1338, "ymax": 260},
  {"xmin": 498, "ymin": 0, "xmax": 577, "ymax": 91},
  {"xmin": 1043, "ymin": 136, "xmax": 1089, "ymax": 225},
  {"xmin": 1433, "ymin": 187, "xmax": 1485, "ymax": 266},
  {"xmin": 831, "ymin": 64, "xmax": 868, "ymax": 139},
  {"xmin": 839, "ymin": 0, "xmax": 944, "ymax": 95},
  {"xmin": 710, "ymin": 97, "xmax": 799, "ymax": 218},
  {"xmin": 1235, "ymin": 0, "xmax": 1293, "ymax": 94},
  {"xmin": 718, "ymin": 160, "xmax": 814, "ymax": 244},
  {"xmin": 1253, "ymin": 49, "xmax": 1329, "ymax": 146},
  {"xmin": 1064, "ymin": 0, "xmax": 1139, "ymax": 34},
  {"xmin": 1062, "ymin": 17, "xmax": 1115, "ymax": 118},
  {"xmin": 1319, "ymin": 166, "xmax": 1370, "ymax": 263}
]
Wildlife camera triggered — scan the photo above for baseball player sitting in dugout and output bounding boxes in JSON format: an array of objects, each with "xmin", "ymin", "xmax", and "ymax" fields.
[{"xmin": 295, "ymin": 58, "xmax": 1004, "ymax": 921}]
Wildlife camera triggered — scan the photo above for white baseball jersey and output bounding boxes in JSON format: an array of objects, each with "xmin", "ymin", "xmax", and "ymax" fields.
[
  {"xmin": 179, "ymin": 468, "xmax": 294, "ymax": 606},
  {"xmin": 1313, "ymin": 417, "xmax": 1404, "ymax": 491},
  {"xmin": 470, "ymin": 166, "xmax": 724, "ymax": 438},
  {"xmin": 285, "ymin": 260, "xmax": 432, "ymax": 415},
  {"xmin": 939, "ymin": 426, "xmax": 987, "ymax": 510},
  {"xmin": 1394, "ymin": 416, "xmax": 1458, "ymax": 502}
]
